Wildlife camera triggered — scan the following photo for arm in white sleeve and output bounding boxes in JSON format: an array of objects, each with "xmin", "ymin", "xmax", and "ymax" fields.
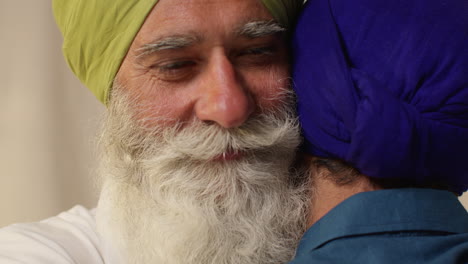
[{"xmin": 0, "ymin": 206, "xmax": 104, "ymax": 264}]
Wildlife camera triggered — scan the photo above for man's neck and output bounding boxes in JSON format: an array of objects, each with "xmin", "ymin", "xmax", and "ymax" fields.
[{"xmin": 307, "ymin": 174, "xmax": 380, "ymax": 228}]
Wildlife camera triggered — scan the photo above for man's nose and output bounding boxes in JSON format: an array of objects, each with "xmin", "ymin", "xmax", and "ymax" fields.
[{"xmin": 195, "ymin": 53, "xmax": 254, "ymax": 128}]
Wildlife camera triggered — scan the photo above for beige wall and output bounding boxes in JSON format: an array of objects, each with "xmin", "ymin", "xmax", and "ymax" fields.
[
  {"xmin": 0, "ymin": 1, "xmax": 466, "ymax": 228},
  {"xmin": 461, "ymin": 193, "xmax": 468, "ymax": 209},
  {"xmin": 0, "ymin": 1, "xmax": 104, "ymax": 227}
]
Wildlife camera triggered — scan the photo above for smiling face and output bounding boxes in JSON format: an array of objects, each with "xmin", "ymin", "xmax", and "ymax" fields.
[
  {"xmin": 116, "ymin": 0, "xmax": 290, "ymax": 129},
  {"xmin": 95, "ymin": 1, "xmax": 309, "ymax": 263}
]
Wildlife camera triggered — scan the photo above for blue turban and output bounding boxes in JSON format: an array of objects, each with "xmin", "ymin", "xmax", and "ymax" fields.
[{"xmin": 292, "ymin": 0, "xmax": 468, "ymax": 194}]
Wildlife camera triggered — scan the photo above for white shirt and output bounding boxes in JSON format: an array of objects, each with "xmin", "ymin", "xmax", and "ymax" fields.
[{"xmin": 0, "ymin": 206, "xmax": 105, "ymax": 264}]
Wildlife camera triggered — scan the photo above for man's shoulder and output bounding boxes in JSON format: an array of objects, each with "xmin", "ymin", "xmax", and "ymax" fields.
[
  {"xmin": 290, "ymin": 189, "xmax": 468, "ymax": 264},
  {"xmin": 0, "ymin": 205, "xmax": 104, "ymax": 264},
  {"xmin": 290, "ymin": 231, "xmax": 468, "ymax": 264}
]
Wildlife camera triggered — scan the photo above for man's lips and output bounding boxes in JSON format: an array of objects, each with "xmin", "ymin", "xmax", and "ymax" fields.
[{"xmin": 213, "ymin": 151, "xmax": 243, "ymax": 161}]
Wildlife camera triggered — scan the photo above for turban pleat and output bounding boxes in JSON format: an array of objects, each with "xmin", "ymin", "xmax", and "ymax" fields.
[{"xmin": 293, "ymin": 0, "xmax": 468, "ymax": 193}]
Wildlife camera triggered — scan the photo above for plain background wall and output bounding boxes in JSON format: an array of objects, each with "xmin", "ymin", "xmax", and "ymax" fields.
[
  {"xmin": 0, "ymin": 1, "xmax": 467, "ymax": 227},
  {"xmin": 0, "ymin": 1, "xmax": 104, "ymax": 227}
]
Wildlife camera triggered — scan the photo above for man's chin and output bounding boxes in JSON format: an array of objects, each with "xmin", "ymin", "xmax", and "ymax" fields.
[
  {"xmin": 212, "ymin": 151, "xmax": 244, "ymax": 161},
  {"xmin": 96, "ymin": 154, "xmax": 308, "ymax": 264}
]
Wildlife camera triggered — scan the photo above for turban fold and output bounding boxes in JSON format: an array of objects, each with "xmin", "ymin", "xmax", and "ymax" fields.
[
  {"xmin": 293, "ymin": 0, "xmax": 468, "ymax": 194},
  {"xmin": 52, "ymin": 0, "xmax": 304, "ymax": 105}
]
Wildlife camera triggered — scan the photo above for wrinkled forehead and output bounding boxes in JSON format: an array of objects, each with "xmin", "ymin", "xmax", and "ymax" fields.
[{"xmin": 134, "ymin": 0, "xmax": 276, "ymax": 46}]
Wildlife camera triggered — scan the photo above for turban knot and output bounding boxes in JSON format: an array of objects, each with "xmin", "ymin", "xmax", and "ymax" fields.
[{"xmin": 293, "ymin": 0, "xmax": 468, "ymax": 194}]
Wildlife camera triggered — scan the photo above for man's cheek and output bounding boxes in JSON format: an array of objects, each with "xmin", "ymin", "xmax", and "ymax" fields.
[{"xmin": 250, "ymin": 71, "xmax": 291, "ymax": 112}]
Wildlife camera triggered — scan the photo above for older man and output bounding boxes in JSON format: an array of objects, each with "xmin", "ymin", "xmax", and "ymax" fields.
[
  {"xmin": 0, "ymin": 0, "xmax": 309, "ymax": 263},
  {"xmin": 290, "ymin": 0, "xmax": 468, "ymax": 263}
]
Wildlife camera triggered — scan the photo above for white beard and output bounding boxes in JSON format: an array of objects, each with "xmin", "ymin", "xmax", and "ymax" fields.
[{"xmin": 96, "ymin": 88, "xmax": 309, "ymax": 264}]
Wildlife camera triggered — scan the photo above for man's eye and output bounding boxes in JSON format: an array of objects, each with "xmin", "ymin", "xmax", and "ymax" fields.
[
  {"xmin": 241, "ymin": 47, "xmax": 274, "ymax": 56},
  {"xmin": 236, "ymin": 46, "xmax": 278, "ymax": 66},
  {"xmin": 158, "ymin": 61, "xmax": 195, "ymax": 71},
  {"xmin": 153, "ymin": 61, "xmax": 196, "ymax": 81}
]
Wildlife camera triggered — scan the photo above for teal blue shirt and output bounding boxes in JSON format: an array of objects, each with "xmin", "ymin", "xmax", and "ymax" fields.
[{"xmin": 290, "ymin": 189, "xmax": 468, "ymax": 264}]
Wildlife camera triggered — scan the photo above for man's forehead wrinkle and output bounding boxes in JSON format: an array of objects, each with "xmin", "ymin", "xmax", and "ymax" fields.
[
  {"xmin": 236, "ymin": 20, "xmax": 285, "ymax": 39},
  {"xmin": 135, "ymin": 34, "xmax": 202, "ymax": 59}
]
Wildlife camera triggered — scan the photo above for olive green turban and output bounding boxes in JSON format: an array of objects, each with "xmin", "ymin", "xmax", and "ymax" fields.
[{"xmin": 52, "ymin": 0, "xmax": 304, "ymax": 105}]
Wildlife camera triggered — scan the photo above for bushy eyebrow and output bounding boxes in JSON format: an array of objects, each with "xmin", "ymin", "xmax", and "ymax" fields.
[
  {"xmin": 135, "ymin": 20, "xmax": 284, "ymax": 60},
  {"xmin": 136, "ymin": 35, "xmax": 200, "ymax": 59},
  {"xmin": 237, "ymin": 20, "xmax": 285, "ymax": 38}
]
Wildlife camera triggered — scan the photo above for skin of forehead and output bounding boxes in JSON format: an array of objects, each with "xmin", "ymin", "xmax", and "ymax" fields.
[
  {"xmin": 135, "ymin": 21, "xmax": 285, "ymax": 61},
  {"xmin": 131, "ymin": 0, "xmax": 277, "ymax": 53}
]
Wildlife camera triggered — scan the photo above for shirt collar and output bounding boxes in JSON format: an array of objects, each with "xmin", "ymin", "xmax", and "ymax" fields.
[{"xmin": 296, "ymin": 188, "xmax": 468, "ymax": 256}]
